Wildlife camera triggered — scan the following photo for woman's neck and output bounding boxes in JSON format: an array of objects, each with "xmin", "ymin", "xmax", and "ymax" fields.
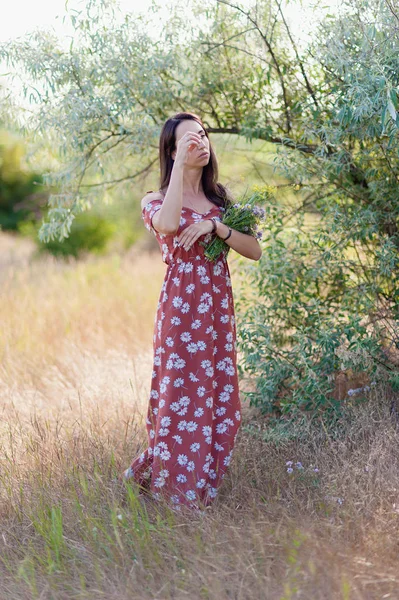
[{"xmin": 182, "ymin": 167, "xmax": 203, "ymax": 196}]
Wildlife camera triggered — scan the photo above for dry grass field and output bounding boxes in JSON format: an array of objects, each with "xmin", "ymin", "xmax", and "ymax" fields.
[{"xmin": 1, "ymin": 229, "xmax": 399, "ymax": 600}]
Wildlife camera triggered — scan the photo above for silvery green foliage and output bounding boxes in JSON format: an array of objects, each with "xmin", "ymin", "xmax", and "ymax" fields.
[
  {"xmin": 0, "ymin": 0, "xmax": 302, "ymax": 242},
  {"xmin": 1, "ymin": 0, "xmax": 398, "ymax": 422},
  {"xmin": 235, "ymin": 0, "xmax": 399, "ymax": 424},
  {"xmin": 273, "ymin": 0, "xmax": 399, "ymax": 290},
  {"xmin": 0, "ymin": 0, "xmax": 178, "ymax": 241}
]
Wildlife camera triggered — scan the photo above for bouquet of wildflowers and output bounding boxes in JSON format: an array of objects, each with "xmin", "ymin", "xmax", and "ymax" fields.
[{"xmin": 199, "ymin": 186, "xmax": 272, "ymax": 262}]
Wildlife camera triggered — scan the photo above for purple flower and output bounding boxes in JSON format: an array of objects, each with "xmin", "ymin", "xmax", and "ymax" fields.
[{"xmin": 347, "ymin": 387, "xmax": 363, "ymax": 396}]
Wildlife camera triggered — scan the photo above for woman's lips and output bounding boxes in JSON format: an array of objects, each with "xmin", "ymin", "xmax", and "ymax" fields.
[{"xmin": 198, "ymin": 152, "xmax": 209, "ymax": 158}]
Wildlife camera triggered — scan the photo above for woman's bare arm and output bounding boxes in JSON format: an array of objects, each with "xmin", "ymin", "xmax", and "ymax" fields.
[
  {"xmin": 146, "ymin": 162, "xmax": 184, "ymax": 235},
  {"xmin": 214, "ymin": 220, "xmax": 262, "ymax": 261},
  {"xmin": 142, "ymin": 131, "xmax": 203, "ymax": 235}
]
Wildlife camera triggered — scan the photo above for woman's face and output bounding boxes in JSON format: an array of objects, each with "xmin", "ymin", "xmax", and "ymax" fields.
[{"xmin": 171, "ymin": 120, "xmax": 210, "ymax": 167}]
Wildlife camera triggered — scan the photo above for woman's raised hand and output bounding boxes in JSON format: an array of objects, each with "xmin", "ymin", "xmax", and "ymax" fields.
[{"xmin": 174, "ymin": 131, "xmax": 203, "ymax": 168}]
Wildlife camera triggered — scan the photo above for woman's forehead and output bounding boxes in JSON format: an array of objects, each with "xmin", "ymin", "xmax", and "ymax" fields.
[{"xmin": 175, "ymin": 120, "xmax": 204, "ymax": 139}]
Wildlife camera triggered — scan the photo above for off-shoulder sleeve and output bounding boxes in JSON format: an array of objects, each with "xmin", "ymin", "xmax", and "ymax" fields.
[{"xmin": 141, "ymin": 199, "xmax": 163, "ymax": 235}]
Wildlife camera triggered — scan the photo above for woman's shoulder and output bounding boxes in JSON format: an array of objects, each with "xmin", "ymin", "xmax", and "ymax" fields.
[{"xmin": 141, "ymin": 190, "xmax": 165, "ymax": 211}]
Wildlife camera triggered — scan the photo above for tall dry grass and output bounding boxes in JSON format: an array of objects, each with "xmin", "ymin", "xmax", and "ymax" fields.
[{"xmin": 1, "ymin": 230, "xmax": 399, "ymax": 599}]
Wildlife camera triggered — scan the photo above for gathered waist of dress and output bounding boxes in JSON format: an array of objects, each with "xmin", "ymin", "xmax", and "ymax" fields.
[{"xmin": 165, "ymin": 254, "xmax": 228, "ymax": 270}]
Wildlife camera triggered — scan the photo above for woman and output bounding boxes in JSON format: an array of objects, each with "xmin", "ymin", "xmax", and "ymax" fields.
[{"xmin": 123, "ymin": 111, "xmax": 262, "ymax": 513}]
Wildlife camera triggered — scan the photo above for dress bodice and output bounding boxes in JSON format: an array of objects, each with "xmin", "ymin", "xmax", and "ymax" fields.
[{"xmin": 141, "ymin": 198, "xmax": 224, "ymax": 266}]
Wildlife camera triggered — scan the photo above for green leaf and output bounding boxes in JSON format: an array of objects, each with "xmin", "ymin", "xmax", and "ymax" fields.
[
  {"xmin": 387, "ymin": 99, "xmax": 397, "ymax": 122},
  {"xmin": 381, "ymin": 104, "xmax": 387, "ymax": 130},
  {"xmin": 390, "ymin": 89, "xmax": 398, "ymax": 109}
]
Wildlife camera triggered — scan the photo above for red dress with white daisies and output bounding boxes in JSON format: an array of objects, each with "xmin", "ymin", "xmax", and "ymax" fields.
[{"xmin": 124, "ymin": 195, "xmax": 242, "ymax": 511}]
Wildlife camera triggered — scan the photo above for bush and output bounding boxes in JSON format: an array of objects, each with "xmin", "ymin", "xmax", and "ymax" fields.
[
  {"xmin": 236, "ymin": 187, "xmax": 393, "ymax": 428},
  {"xmin": 19, "ymin": 211, "xmax": 117, "ymax": 259},
  {"xmin": 236, "ymin": 3, "xmax": 399, "ymax": 429},
  {"xmin": 0, "ymin": 132, "xmax": 48, "ymax": 230}
]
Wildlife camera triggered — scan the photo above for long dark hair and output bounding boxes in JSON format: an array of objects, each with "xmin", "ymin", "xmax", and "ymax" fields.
[{"xmin": 158, "ymin": 112, "xmax": 233, "ymax": 210}]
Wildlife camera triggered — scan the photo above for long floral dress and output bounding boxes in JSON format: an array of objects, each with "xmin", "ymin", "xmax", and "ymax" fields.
[{"xmin": 123, "ymin": 195, "xmax": 242, "ymax": 511}]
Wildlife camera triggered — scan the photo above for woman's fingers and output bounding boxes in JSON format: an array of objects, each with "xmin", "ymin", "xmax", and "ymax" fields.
[
  {"xmin": 178, "ymin": 230, "xmax": 204, "ymax": 249},
  {"xmin": 182, "ymin": 132, "xmax": 201, "ymax": 142},
  {"xmin": 185, "ymin": 132, "xmax": 202, "ymax": 144},
  {"xmin": 184, "ymin": 131, "xmax": 202, "ymax": 139},
  {"xmin": 175, "ymin": 132, "xmax": 203, "ymax": 164},
  {"xmin": 178, "ymin": 235, "xmax": 195, "ymax": 248},
  {"xmin": 178, "ymin": 221, "xmax": 210, "ymax": 248}
]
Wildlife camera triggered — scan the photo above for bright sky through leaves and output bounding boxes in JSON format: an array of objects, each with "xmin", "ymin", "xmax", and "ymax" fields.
[
  {"xmin": 0, "ymin": 0, "xmax": 342, "ymax": 45},
  {"xmin": 0, "ymin": 0, "xmax": 343, "ymax": 109}
]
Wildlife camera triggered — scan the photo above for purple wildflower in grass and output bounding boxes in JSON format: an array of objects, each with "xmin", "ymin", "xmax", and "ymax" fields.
[
  {"xmin": 286, "ymin": 460, "xmax": 293, "ymax": 466},
  {"xmin": 287, "ymin": 467, "xmax": 294, "ymax": 473},
  {"xmin": 347, "ymin": 387, "xmax": 362, "ymax": 396},
  {"xmin": 348, "ymin": 385, "xmax": 372, "ymax": 397},
  {"xmin": 295, "ymin": 462, "xmax": 304, "ymax": 469}
]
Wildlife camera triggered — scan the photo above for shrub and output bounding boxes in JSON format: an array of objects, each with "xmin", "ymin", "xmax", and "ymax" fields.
[
  {"xmin": 236, "ymin": 187, "xmax": 393, "ymax": 428},
  {"xmin": 19, "ymin": 211, "xmax": 117, "ymax": 259}
]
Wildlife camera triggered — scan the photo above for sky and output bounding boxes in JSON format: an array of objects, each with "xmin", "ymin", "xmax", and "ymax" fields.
[
  {"xmin": 0, "ymin": 0, "xmax": 344, "ymax": 46},
  {"xmin": 0, "ymin": 0, "xmax": 343, "ymax": 114}
]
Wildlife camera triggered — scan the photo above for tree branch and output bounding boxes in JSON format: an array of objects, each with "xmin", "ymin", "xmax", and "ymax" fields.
[
  {"xmin": 207, "ymin": 125, "xmax": 319, "ymax": 153},
  {"xmin": 79, "ymin": 157, "xmax": 158, "ymax": 190},
  {"xmin": 385, "ymin": 0, "xmax": 399, "ymax": 23},
  {"xmin": 274, "ymin": 0, "xmax": 319, "ymax": 110},
  {"xmin": 216, "ymin": 0, "xmax": 292, "ymax": 134}
]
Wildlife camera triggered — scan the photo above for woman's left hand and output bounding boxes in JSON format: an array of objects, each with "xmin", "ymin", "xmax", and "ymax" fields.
[{"xmin": 177, "ymin": 220, "xmax": 214, "ymax": 250}]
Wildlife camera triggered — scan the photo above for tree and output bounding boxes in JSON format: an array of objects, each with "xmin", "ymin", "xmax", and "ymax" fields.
[
  {"xmin": 218, "ymin": 0, "xmax": 399, "ymax": 420},
  {"xmin": 0, "ymin": 0, "xmax": 306, "ymax": 241},
  {"xmin": 2, "ymin": 0, "xmax": 398, "ymax": 422}
]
